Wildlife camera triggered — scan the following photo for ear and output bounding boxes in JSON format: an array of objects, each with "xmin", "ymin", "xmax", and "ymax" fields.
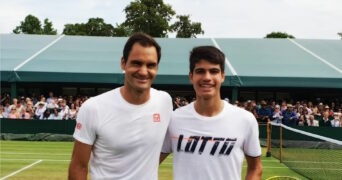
[
  {"xmin": 120, "ymin": 58, "xmax": 125, "ymax": 71},
  {"xmin": 189, "ymin": 72, "xmax": 194, "ymax": 84},
  {"xmin": 221, "ymin": 71, "xmax": 225, "ymax": 83}
]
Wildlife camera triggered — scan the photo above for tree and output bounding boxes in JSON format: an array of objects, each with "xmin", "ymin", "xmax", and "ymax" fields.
[
  {"xmin": 265, "ymin": 32, "xmax": 295, "ymax": 39},
  {"xmin": 338, "ymin": 32, "xmax": 342, "ymax": 40},
  {"xmin": 43, "ymin": 18, "xmax": 57, "ymax": 35},
  {"xmin": 13, "ymin": 14, "xmax": 43, "ymax": 34},
  {"xmin": 113, "ymin": 23, "xmax": 133, "ymax": 37},
  {"xmin": 171, "ymin": 15, "xmax": 204, "ymax": 38},
  {"xmin": 63, "ymin": 23, "xmax": 87, "ymax": 36},
  {"xmin": 63, "ymin": 18, "xmax": 114, "ymax": 36},
  {"xmin": 123, "ymin": 0, "xmax": 176, "ymax": 37}
]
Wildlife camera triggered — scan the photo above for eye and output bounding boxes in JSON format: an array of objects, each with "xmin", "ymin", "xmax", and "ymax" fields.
[
  {"xmin": 131, "ymin": 61, "xmax": 141, "ymax": 66},
  {"xmin": 210, "ymin": 69, "xmax": 220, "ymax": 74},
  {"xmin": 194, "ymin": 68, "xmax": 205, "ymax": 74},
  {"xmin": 147, "ymin": 63, "xmax": 157, "ymax": 69}
]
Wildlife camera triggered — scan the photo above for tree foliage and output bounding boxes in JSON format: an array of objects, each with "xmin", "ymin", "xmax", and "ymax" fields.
[
  {"xmin": 123, "ymin": 0, "xmax": 175, "ymax": 37},
  {"xmin": 13, "ymin": 14, "xmax": 57, "ymax": 35},
  {"xmin": 112, "ymin": 23, "xmax": 133, "ymax": 37},
  {"xmin": 43, "ymin": 18, "xmax": 57, "ymax": 35},
  {"xmin": 63, "ymin": 18, "xmax": 115, "ymax": 36},
  {"xmin": 171, "ymin": 15, "xmax": 204, "ymax": 38},
  {"xmin": 265, "ymin": 32, "xmax": 295, "ymax": 39},
  {"xmin": 338, "ymin": 32, "xmax": 342, "ymax": 40}
]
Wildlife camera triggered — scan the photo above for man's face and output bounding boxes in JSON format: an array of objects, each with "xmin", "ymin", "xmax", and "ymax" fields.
[
  {"xmin": 189, "ymin": 60, "xmax": 224, "ymax": 99},
  {"xmin": 121, "ymin": 43, "xmax": 158, "ymax": 92}
]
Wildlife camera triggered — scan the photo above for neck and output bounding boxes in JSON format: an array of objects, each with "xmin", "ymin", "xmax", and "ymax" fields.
[
  {"xmin": 194, "ymin": 96, "xmax": 223, "ymax": 117},
  {"xmin": 120, "ymin": 86, "xmax": 150, "ymax": 105}
]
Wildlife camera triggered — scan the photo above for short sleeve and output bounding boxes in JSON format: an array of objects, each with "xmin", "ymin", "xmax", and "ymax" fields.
[
  {"xmin": 243, "ymin": 113, "xmax": 262, "ymax": 157},
  {"xmin": 73, "ymin": 100, "xmax": 98, "ymax": 145}
]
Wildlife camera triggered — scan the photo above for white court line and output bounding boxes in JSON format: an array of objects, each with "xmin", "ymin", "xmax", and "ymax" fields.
[
  {"xmin": 0, "ymin": 160, "xmax": 42, "ymax": 180},
  {"xmin": 1, "ymin": 158, "xmax": 69, "ymax": 162},
  {"xmin": 1, "ymin": 152, "xmax": 70, "ymax": 156}
]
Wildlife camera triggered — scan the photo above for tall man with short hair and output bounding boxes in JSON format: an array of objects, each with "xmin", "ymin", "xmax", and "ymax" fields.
[
  {"xmin": 69, "ymin": 33, "xmax": 173, "ymax": 179},
  {"xmin": 161, "ymin": 46, "xmax": 262, "ymax": 180}
]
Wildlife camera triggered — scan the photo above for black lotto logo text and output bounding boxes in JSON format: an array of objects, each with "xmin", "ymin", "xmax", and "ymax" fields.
[{"xmin": 177, "ymin": 135, "xmax": 236, "ymax": 156}]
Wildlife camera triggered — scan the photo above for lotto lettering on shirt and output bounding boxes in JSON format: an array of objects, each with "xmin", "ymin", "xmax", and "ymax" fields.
[{"xmin": 175, "ymin": 135, "xmax": 237, "ymax": 156}]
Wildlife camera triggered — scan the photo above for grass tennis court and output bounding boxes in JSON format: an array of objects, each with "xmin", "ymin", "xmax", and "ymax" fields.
[{"xmin": 0, "ymin": 141, "xmax": 307, "ymax": 180}]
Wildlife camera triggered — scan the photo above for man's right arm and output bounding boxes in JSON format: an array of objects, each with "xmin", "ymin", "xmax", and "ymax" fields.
[{"xmin": 68, "ymin": 140, "xmax": 92, "ymax": 180}]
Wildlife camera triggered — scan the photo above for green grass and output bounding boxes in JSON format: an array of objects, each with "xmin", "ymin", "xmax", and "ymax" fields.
[{"xmin": 0, "ymin": 141, "xmax": 307, "ymax": 179}]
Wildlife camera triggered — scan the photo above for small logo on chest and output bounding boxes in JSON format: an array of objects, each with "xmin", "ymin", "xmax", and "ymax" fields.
[{"xmin": 153, "ymin": 113, "xmax": 160, "ymax": 122}]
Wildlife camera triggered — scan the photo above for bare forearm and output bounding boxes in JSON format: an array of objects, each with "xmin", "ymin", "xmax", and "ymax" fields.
[
  {"xmin": 68, "ymin": 164, "xmax": 88, "ymax": 180},
  {"xmin": 245, "ymin": 167, "xmax": 262, "ymax": 180}
]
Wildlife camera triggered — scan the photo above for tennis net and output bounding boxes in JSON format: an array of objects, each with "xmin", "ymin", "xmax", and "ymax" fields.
[{"xmin": 267, "ymin": 122, "xmax": 342, "ymax": 180}]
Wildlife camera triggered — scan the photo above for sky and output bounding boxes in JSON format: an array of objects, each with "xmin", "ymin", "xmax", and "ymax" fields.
[{"xmin": 1, "ymin": 0, "xmax": 342, "ymax": 39}]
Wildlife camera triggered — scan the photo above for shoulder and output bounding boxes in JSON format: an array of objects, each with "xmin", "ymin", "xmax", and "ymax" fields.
[
  {"xmin": 150, "ymin": 88, "xmax": 172, "ymax": 101},
  {"xmin": 81, "ymin": 88, "xmax": 119, "ymax": 110},
  {"xmin": 225, "ymin": 102, "xmax": 256, "ymax": 121}
]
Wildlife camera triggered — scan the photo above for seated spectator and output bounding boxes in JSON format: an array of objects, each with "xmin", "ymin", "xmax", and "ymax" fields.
[
  {"xmin": 46, "ymin": 98, "xmax": 59, "ymax": 109},
  {"xmin": 67, "ymin": 103, "xmax": 78, "ymax": 120},
  {"xmin": 257, "ymin": 100, "xmax": 272, "ymax": 123},
  {"xmin": 173, "ymin": 96, "xmax": 181, "ymax": 110},
  {"xmin": 59, "ymin": 99, "xmax": 69, "ymax": 119},
  {"xmin": 0, "ymin": 105, "xmax": 6, "ymax": 118},
  {"xmin": 35, "ymin": 102, "xmax": 46, "ymax": 119},
  {"xmin": 3, "ymin": 101, "xmax": 11, "ymax": 117},
  {"xmin": 280, "ymin": 100, "xmax": 287, "ymax": 112},
  {"xmin": 19, "ymin": 108, "xmax": 31, "ymax": 120},
  {"xmin": 246, "ymin": 100, "xmax": 258, "ymax": 118},
  {"xmin": 8, "ymin": 107, "xmax": 19, "ymax": 119},
  {"xmin": 34, "ymin": 96, "xmax": 47, "ymax": 109},
  {"xmin": 297, "ymin": 114, "xmax": 308, "ymax": 126},
  {"xmin": 307, "ymin": 115, "xmax": 319, "ymax": 127},
  {"xmin": 272, "ymin": 104, "xmax": 283, "ymax": 123},
  {"xmin": 41, "ymin": 109, "xmax": 51, "ymax": 120},
  {"xmin": 46, "ymin": 91, "xmax": 56, "ymax": 105},
  {"xmin": 319, "ymin": 111, "xmax": 332, "ymax": 127},
  {"xmin": 48, "ymin": 108, "xmax": 63, "ymax": 120},
  {"xmin": 282, "ymin": 104, "xmax": 298, "ymax": 126},
  {"xmin": 331, "ymin": 113, "xmax": 340, "ymax": 127}
]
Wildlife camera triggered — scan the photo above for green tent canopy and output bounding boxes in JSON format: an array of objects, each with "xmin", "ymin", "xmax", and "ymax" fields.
[{"xmin": 1, "ymin": 34, "xmax": 342, "ymax": 88}]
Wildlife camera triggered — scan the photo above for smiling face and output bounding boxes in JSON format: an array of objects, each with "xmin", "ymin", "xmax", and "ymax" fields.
[
  {"xmin": 189, "ymin": 60, "xmax": 225, "ymax": 100},
  {"xmin": 121, "ymin": 43, "xmax": 158, "ymax": 94}
]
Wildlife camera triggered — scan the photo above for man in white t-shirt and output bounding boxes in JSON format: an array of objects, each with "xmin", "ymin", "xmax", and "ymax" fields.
[
  {"xmin": 160, "ymin": 46, "xmax": 263, "ymax": 180},
  {"xmin": 68, "ymin": 33, "xmax": 173, "ymax": 180}
]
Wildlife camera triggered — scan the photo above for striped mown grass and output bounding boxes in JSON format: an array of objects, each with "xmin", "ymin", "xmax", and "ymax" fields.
[{"xmin": 0, "ymin": 141, "xmax": 308, "ymax": 179}]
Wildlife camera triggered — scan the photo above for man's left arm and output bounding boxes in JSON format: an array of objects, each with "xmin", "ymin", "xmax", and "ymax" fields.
[{"xmin": 245, "ymin": 155, "xmax": 263, "ymax": 180}]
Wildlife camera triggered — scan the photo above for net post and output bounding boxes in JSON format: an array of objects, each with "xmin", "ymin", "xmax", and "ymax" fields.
[
  {"xmin": 266, "ymin": 122, "xmax": 272, "ymax": 157},
  {"xmin": 279, "ymin": 125, "xmax": 283, "ymax": 163}
]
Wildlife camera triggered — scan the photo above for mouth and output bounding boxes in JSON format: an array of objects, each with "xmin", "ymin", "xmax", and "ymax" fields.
[
  {"xmin": 199, "ymin": 83, "xmax": 214, "ymax": 91},
  {"xmin": 134, "ymin": 76, "xmax": 150, "ymax": 83}
]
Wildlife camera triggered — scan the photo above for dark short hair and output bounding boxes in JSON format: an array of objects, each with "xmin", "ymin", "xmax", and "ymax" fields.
[
  {"xmin": 122, "ymin": 32, "xmax": 161, "ymax": 63},
  {"xmin": 189, "ymin": 46, "xmax": 225, "ymax": 73}
]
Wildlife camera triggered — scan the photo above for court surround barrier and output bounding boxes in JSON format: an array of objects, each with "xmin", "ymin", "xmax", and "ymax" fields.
[
  {"xmin": 1, "ymin": 119, "xmax": 341, "ymax": 141},
  {"xmin": 1, "ymin": 118, "xmax": 75, "ymax": 141}
]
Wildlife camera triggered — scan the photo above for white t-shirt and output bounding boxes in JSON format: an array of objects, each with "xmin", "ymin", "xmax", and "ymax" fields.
[
  {"xmin": 162, "ymin": 101, "xmax": 261, "ymax": 180},
  {"xmin": 73, "ymin": 87, "xmax": 172, "ymax": 179}
]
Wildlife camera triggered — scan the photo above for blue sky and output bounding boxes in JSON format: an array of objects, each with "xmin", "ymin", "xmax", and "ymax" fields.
[{"xmin": 1, "ymin": 0, "xmax": 342, "ymax": 39}]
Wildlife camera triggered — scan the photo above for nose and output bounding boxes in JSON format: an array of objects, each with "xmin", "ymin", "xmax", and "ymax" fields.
[
  {"xmin": 203, "ymin": 71, "xmax": 211, "ymax": 80},
  {"xmin": 138, "ymin": 65, "xmax": 148, "ymax": 76}
]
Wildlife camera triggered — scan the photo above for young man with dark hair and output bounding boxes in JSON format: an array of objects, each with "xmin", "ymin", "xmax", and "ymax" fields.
[
  {"xmin": 69, "ymin": 32, "xmax": 173, "ymax": 179},
  {"xmin": 161, "ymin": 46, "xmax": 262, "ymax": 180}
]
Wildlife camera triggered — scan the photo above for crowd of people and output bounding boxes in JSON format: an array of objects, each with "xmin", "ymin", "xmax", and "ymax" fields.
[
  {"xmin": 1, "ymin": 91, "xmax": 342, "ymax": 127},
  {"xmin": 0, "ymin": 91, "xmax": 88, "ymax": 120},
  {"xmin": 173, "ymin": 97, "xmax": 342, "ymax": 127}
]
